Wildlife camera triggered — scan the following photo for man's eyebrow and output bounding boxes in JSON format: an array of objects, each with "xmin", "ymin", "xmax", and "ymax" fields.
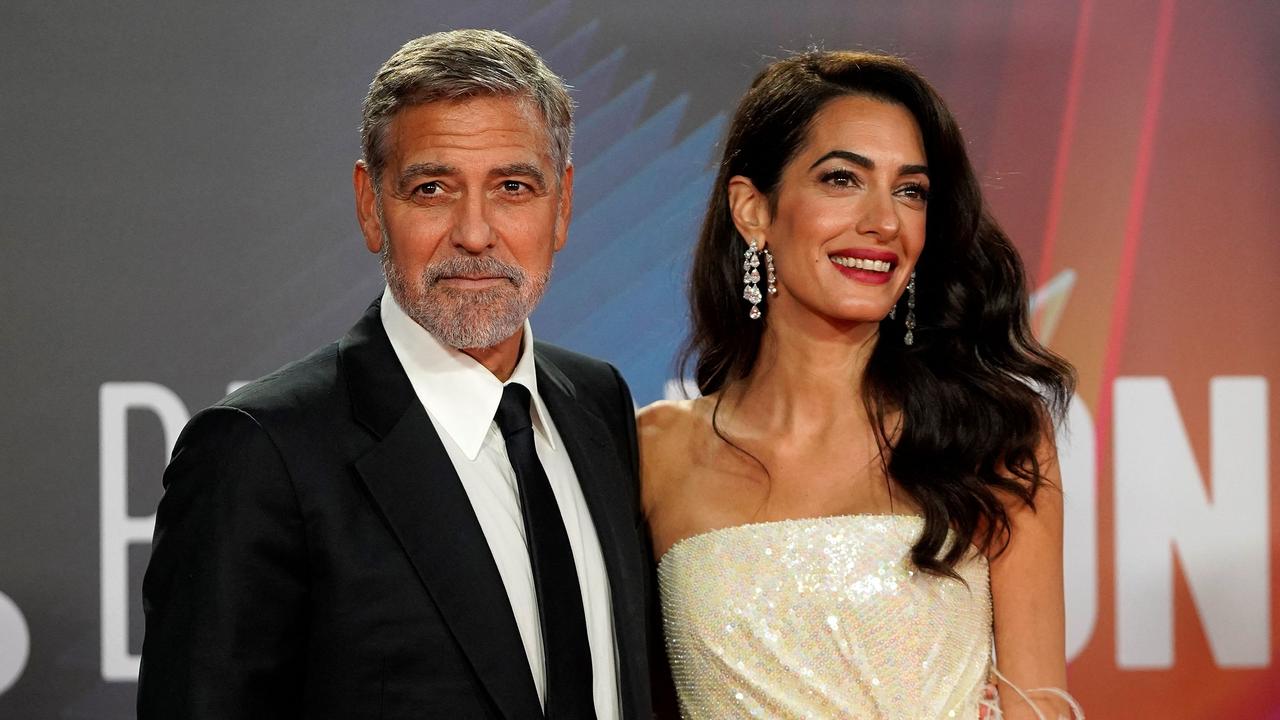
[
  {"xmin": 808, "ymin": 150, "xmax": 929, "ymax": 177},
  {"xmin": 491, "ymin": 162, "xmax": 548, "ymax": 189},
  {"xmin": 397, "ymin": 162, "xmax": 457, "ymax": 186}
]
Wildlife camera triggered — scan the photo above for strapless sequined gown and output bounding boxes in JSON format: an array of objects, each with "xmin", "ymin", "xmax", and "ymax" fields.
[{"xmin": 658, "ymin": 515, "xmax": 992, "ymax": 719}]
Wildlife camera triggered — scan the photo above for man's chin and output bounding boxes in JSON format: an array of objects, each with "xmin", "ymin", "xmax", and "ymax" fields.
[
  {"xmin": 409, "ymin": 300, "xmax": 526, "ymax": 350},
  {"xmin": 437, "ymin": 322, "xmax": 524, "ymax": 351}
]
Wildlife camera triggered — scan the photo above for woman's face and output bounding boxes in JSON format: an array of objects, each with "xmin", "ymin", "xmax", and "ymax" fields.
[{"xmin": 745, "ymin": 95, "xmax": 929, "ymax": 328}]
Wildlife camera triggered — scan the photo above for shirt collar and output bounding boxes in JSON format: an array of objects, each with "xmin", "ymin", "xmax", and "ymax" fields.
[{"xmin": 379, "ymin": 288, "xmax": 555, "ymax": 460}]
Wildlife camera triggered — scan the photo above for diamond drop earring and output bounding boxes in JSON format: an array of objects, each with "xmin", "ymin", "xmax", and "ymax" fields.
[
  {"xmin": 903, "ymin": 271, "xmax": 916, "ymax": 346},
  {"xmin": 763, "ymin": 248, "xmax": 777, "ymax": 297},
  {"xmin": 742, "ymin": 240, "xmax": 765, "ymax": 319}
]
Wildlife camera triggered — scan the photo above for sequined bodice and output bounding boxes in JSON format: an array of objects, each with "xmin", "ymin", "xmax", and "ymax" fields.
[{"xmin": 658, "ymin": 515, "xmax": 993, "ymax": 719}]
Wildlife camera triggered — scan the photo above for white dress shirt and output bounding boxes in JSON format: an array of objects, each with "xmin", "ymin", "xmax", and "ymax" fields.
[{"xmin": 380, "ymin": 290, "xmax": 620, "ymax": 719}]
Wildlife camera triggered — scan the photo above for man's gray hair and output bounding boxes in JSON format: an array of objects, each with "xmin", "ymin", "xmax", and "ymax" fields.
[{"xmin": 360, "ymin": 29, "xmax": 574, "ymax": 192}]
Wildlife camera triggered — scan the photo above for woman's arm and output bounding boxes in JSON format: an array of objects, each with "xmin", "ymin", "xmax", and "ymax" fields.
[
  {"xmin": 636, "ymin": 400, "xmax": 691, "ymax": 720},
  {"xmin": 988, "ymin": 434, "xmax": 1075, "ymax": 719}
]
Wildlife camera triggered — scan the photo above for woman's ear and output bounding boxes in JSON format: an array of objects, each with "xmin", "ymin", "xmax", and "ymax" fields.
[{"xmin": 726, "ymin": 175, "xmax": 772, "ymax": 249}]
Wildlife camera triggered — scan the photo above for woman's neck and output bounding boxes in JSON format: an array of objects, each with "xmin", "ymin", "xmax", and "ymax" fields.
[{"xmin": 733, "ymin": 302, "xmax": 881, "ymax": 437}]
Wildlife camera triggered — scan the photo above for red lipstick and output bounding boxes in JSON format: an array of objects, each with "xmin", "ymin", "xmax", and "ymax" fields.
[{"xmin": 828, "ymin": 248, "xmax": 899, "ymax": 285}]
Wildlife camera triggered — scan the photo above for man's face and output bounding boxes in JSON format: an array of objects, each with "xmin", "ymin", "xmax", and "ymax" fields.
[{"xmin": 354, "ymin": 94, "xmax": 573, "ymax": 349}]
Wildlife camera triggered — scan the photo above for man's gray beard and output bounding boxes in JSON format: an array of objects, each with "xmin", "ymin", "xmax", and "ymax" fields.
[{"xmin": 381, "ymin": 240, "xmax": 551, "ymax": 350}]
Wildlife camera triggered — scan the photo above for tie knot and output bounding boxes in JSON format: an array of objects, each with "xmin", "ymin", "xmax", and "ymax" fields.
[{"xmin": 494, "ymin": 382, "xmax": 534, "ymax": 437}]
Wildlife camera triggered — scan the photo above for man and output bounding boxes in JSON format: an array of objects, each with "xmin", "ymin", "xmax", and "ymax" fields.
[{"xmin": 138, "ymin": 30, "xmax": 653, "ymax": 720}]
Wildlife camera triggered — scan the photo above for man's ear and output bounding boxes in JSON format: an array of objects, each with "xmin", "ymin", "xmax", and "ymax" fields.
[
  {"xmin": 353, "ymin": 160, "xmax": 384, "ymax": 254},
  {"xmin": 726, "ymin": 175, "xmax": 771, "ymax": 249},
  {"xmin": 553, "ymin": 163, "xmax": 574, "ymax": 252}
]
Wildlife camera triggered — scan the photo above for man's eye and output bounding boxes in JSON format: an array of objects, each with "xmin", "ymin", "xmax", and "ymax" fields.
[
  {"xmin": 413, "ymin": 182, "xmax": 441, "ymax": 196},
  {"xmin": 501, "ymin": 180, "xmax": 528, "ymax": 193}
]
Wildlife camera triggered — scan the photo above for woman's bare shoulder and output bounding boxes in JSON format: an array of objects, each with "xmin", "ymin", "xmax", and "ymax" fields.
[
  {"xmin": 636, "ymin": 396, "xmax": 714, "ymax": 504},
  {"xmin": 639, "ymin": 397, "xmax": 697, "ymax": 430},
  {"xmin": 637, "ymin": 396, "xmax": 716, "ymax": 450}
]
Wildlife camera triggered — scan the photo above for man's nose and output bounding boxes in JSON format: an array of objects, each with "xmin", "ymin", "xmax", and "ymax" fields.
[{"xmin": 452, "ymin": 191, "xmax": 496, "ymax": 253}]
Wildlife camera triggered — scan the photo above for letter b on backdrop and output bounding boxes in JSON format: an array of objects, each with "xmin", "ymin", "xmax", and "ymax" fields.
[{"xmin": 99, "ymin": 382, "xmax": 189, "ymax": 681}]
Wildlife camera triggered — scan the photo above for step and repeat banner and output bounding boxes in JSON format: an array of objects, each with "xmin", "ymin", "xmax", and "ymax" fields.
[{"xmin": 1, "ymin": 1, "xmax": 1275, "ymax": 717}]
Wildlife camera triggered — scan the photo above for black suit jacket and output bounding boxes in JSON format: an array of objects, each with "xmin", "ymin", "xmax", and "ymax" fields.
[{"xmin": 138, "ymin": 299, "xmax": 654, "ymax": 720}]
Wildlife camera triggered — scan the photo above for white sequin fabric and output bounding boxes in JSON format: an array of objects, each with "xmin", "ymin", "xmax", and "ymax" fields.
[{"xmin": 658, "ymin": 514, "xmax": 992, "ymax": 719}]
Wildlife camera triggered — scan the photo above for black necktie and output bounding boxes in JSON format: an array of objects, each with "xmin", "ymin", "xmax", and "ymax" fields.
[{"xmin": 493, "ymin": 383, "xmax": 596, "ymax": 719}]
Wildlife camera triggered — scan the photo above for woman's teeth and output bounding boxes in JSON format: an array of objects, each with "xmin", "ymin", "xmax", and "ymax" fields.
[{"xmin": 830, "ymin": 256, "xmax": 892, "ymax": 272}]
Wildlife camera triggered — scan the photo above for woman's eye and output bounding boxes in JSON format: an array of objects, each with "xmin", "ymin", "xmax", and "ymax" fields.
[
  {"xmin": 898, "ymin": 183, "xmax": 930, "ymax": 202},
  {"xmin": 821, "ymin": 169, "xmax": 858, "ymax": 188}
]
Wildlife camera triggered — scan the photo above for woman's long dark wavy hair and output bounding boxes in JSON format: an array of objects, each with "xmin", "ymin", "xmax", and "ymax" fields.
[{"xmin": 679, "ymin": 50, "xmax": 1076, "ymax": 577}]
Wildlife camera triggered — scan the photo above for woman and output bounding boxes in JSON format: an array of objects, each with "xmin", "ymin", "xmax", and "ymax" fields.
[{"xmin": 639, "ymin": 51, "xmax": 1081, "ymax": 719}]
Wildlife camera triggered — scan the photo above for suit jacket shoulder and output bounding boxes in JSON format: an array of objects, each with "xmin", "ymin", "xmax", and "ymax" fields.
[
  {"xmin": 534, "ymin": 340, "xmax": 637, "ymax": 469},
  {"xmin": 217, "ymin": 342, "xmax": 346, "ymax": 430},
  {"xmin": 534, "ymin": 340, "xmax": 624, "ymax": 395}
]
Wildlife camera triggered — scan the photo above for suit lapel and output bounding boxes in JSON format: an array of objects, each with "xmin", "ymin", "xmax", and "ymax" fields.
[
  {"xmin": 340, "ymin": 300, "xmax": 542, "ymax": 720},
  {"xmin": 534, "ymin": 354, "xmax": 632, "ymax": 599},
  {"xmin": 534, "ymin": 351, "xmax": 648, "ymax": 715}
]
